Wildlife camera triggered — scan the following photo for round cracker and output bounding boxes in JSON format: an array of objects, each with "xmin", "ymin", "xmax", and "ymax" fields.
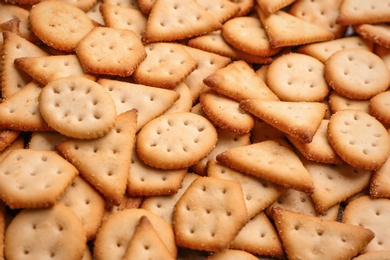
[
  {"xmin": 324, "ymin": 48, "xmax": 390, "ymax": 100},
  {"xmin": 5, "ymin": 204, "xmax": 87, "ymax": 260},
  {"xmin": 136, "ymin": 112, "xmax": 218, "ymax": 170},
  {"xmin": 328, "ymin": 109, "xmax": 390, "ymax": 170},
  {"xmin": 39, "ymin": 76, "xmax": 117, "ymax": 139},
  {"xmin": 29, "ymin": 0, "xmax": 94, "ymax": 52},
  {"xmin": 369, "ymin": 91, "xmax": 390, "ymax": 126}
]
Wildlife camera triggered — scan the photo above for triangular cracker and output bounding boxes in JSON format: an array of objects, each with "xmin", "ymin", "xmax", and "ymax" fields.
[
  {"xmin": 142, "ymin": 0, "xmax": 222, "ymax": 42},
  {"xmin": 230, "ymin": 212, "xmax": 285, "ymax": 258},
  {"xmin": 1, "ymin": 32, "xmax": 48, "ymax": 99},
  {"xmin": 203, "ymin": 60, "xmax": 279, "ymax": 102},
  {"xmin": 256, "ymin": 7, "xmax": 334, "ymax": 48},
  {"xmin": 257, "ymin": 0, "xmax": 295, "ymax": 15},
  {"xmin": 98, "ymin": 78, "xmax": 179, "ymax": 132},
  {"xmin": 181, "ymin": 45, "xmax": 231, "ymax": 103},
  {"xmin": 240, "ymin": 99, "xmax": 327, "ymax": 143},
  {"xmin": 123, "ymin": 216, "xmax": 175, "ymax": 260},
  {"xmin": 100, "ymin": 3, "xmax": 147, "ymax": 39},
  {"xmin": 271, "ymin": 207, "xmax": 375, "ymax": 259},
  {"xmin": 14, "ymin": 54, "xmax": 96, "ymax": 85},
  {"xmin": 217, "ymin": 139, "xmax": 314, "ymax": 194},
  {"xmin": 56, "ymin": 110, "xmax": 137, "ymax": 205},
  {"xmin": 0, "ymin": 81, "xmax": 52, "ymax": 132},
  {"xmin": 196, "ymin": 0, "xmax": 240, "ymax": 23}
]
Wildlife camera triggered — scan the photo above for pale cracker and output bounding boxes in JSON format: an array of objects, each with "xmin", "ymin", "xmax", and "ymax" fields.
[
  {"xmin": 370, "ymin": 91, "xmax": 390, "ymax": 126},
  {"xmin": 337, "ymin": 0, "xmax": 390, "ymax": 25},
  {"xmin": 4, "ymin": 204, "xmax": 87, "ymax": 260},
  {"xmin": 256, "ymin": 0, "xmax": 295, "ymax": 15},
  {"xmin": 230, "ymin": 212, "xmax": 284, "ymax": 259},
  {"xmin": 163, "ymin": 82, "xmax": 193, "ymax": 114},
  {"xmin": 196, "ymin": 0, "xmax": 240, "ymax": 23},
  {"xmin": 208, "ymin": 159, "xmax": 285, "ymax": 219},
  {"xmin": 29, "ymin": 0, "xmax": 95, "ymax": 52},
  {"xmin": 0, "ymin": 149, "xmax": 78, "ymax": 209},
  {"xmin": 272, "ymin": 207, "xmax": 375, "ymax": 259},
  {"xmin": 298, "ymin": 36, "xmax": 373, "ymax": 63},
  {"xmin": 370, "ymin": 133, "xmax": 390, "ymax": 199},
  {"xmin": 94, "ymin": 208, "xmax": 177, "ymax": 259},
  {"xmin": 191, "ymin": 127, "xmax": 251, "ymax": 176},
  {"xmin": 173, "ymin": 176, "xmax": 249, "ymax": 252},
  {"xmin": 200, "ymin": 89, "xmax": 255, "ymax": 134},
  {"xmin": 328, "ymin": 90, "xmax": 371, "ymax": 114},
  {"xmin": 39, "ymin": 76, "xmax": 117, "ymax": 139},
  {"xmin": 327, "ymin": 109, "xmax": 390, "ymax": 171},
  {"xmin": 140, "ymin": 173, "xmax": 200, "ymax": 225},
  {"xmin": 27, "ymin": 131, "xmax": 66, "ymax": 151},
  {"xmin": 58, "ymin": 175, "xmax": 106, "ymax": 240},
  {"xmin": 136, "ymin": 112, "xmax": 218, "ymax": 170},
  {"xmin": 206, "ymin": 249, "xmax": 259, "ymax": 260},
  {"xmin": 342, "ymin": 196, "xmax": 390, "ymax": 253},
  {"xmin": 132, "ymin": 42, "xmax": 197, "ymax": 89},
  {"xmin": 354, "ymin": 23, "xmax": 390, "ymax": 49},
  {"xmin": 98, "ymin": 78, "xmax": 179, "ymax": 132}
]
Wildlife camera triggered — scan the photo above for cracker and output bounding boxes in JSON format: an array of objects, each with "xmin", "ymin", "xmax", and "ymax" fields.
[
  {"xmin": 370, "ymin": 136, "xmax": 390, "ymax": 199},
  {"xmin": 102, "ymin": 193, "xmax": 143, "ymax": 220},
  {"xmin": 163, "ymin": 83, "xmax": 193, "ymax": 114},
  {"xmin": 173, "ymin": 176, "xmax": 249, "ymax": 252},
  {"xmin": 304, "ymin": 160, "xmax": 372, "ymax": 215},
  {"xmin": 133, "ymin": 42, "xmax": 197, "ymax": 89},
  {"xmin": 203, "ymin": 60, "xmax": 279, "ymax": 102},
  {"xmin": 1, "ymin": 32, "xmax": 48, "ymax": 99},
  {"xmin": 328, "ymin": 90, "xmax": 371, "ymax": 114},
  {"xmin": 342, "ymin": 196, "xmax": 390, "ymax": 253},
  {"xmin": 94, "ymin": 208, "xmax": 177, "ymax": 259},
  {"xmin": 140, "ymin": 173, "xmax": 199, "ymax": 225},
  {"xmin": 136, "ymin": 112, "xmax": 218, "ymax": 170},
  {"xmin": 208, "ymin": 159, "xmax": 285, "ymax": 219},
  {"xmin": 229, "ymin": 212, "xmax": 284, "ymax": 258},
  {"xmin": 354, "ymin": 251, "xmax": 390, "ymax": 260},
  {"xmin": 239, "ymin": 99, "xmax": 327, "ymax": 143},
  {"xmin": 257, "ymin": 7, "xmax": 334, "ymax": 48},
  {"xmin": 206, "ymin": 249, "xmax": 259, "ymax": 260},
  {"xmin": 200, "ymin": 89, "xmax": 255, "ymax": 134},
  {"xmin": 127, "ymin": 144, "xmax": 187, "ymax": 196},
  {"xmin": 221, "ymin": 16, "xmax": 282, "ymax": 57},
  {"xmin": 289, "ymin": 0, "xmax": 347, "ymax": 38},
  {"xmin": 191, "ymin": 127, "xmax": 251, "ymax": 176},
  {"xmin": 337, "ymin": 0, "xmax": 390, "ymax": 25},
  {"xmin": 124, "ymin": 216, "xmax": 175, "ymax": 260},
  {"xmin": 4, "ymin": 204, "xmax": 87, "ymax": 260},
  {"xmin": 327, "ymin": 109, "xmax": 390, "ymax": 171},
  {"xmin": 287, "ymin": 119, "xmax": 344, "ymax": 165},
  {"xmin": 197, "ymin": 0, "xmax": 240, "ymax": 23},
  {"xmin": 27, "ymin": 131, "xmax": 66, "ymax": 151},
  {"xmin": 370, "ymin": 91, "xmax": 390, "ymax": 126},
  {"xmin": 0, "ymin": 136, "xmax": 24, "ymax": 162},
  {"xmin": 271, "ymin": 207, "xmax": 375, "ymax": 259},
  {"xmin": 265, "ymin": 52, "xmax": 330, "ymax": 102},
  {"xmin": 354, "ymin": 23, "xmax": 390, "ymax": 49},
  {"xmin": 0, "ymin": 130, "xmax": 20, "ymax": 152},
  {"xmin": 99, "ymin": 3, "xmax": 147, "ymax": 39},
  {"xmin": 227, "ymin": 0, "xmax": 254, "ymax": 16},
  {"xmin": 0, "ymin": 2, "xmax": 38, "ymax": 42},
  {"xmin": 182, "ymin": 45, "xmax": 231, "ymax": 103},
  {"xmin": 63, "ymin": 0, "xmax": 98, "ymax": 12},
  {"xmin": 0, "ymin": 149, "xmax": 78, "ymax": 209},
  {"xmin": 104, "ymin": 0, "xmax": 140, "ymax": 9},
  {"xmin": 56, "ymin": 110, "xmax": 137, "ymax": 205},
  {"xmin": 324, "ymin": 48, "xmax": 390, "ymax": 100},
  {"xmin": 98, "ymin": 78, "xmax": 179, "ymax": 131},
  {"xmin": 141, "ymin": 0, "xmax": 222, "ymax": 42},
  {"xmin": 76, "ymin": 27, "xmax": 146, "ymax": 77},
  {"xmin": 0, "ymin": 81, "xmax": 53, "ymax": 132},
  {"xmin": 187, "ymin": 30, "xmax": 274, "ymax": 64},
  {"xmin": 256, "ymin": 0, "xmax": 295, "ymax": 15},
  {"xmin": 15, "ymin": 54, "xmax": 96, "ymax": 86},
  {"xmin": 298, "ymin": 36, "xmax": 373, "ymax": 63},
  {"xmin": 0, "ymin": 201, "xmax": 5, "ymax": 260},
  {"xmin": 216, "ymin": 140, "xmax": 315, "ymax": 194},
  {"xmin": 86, "ymin": 1, "xmax": 105, "ymax": 25},
  {"xmin": 138, "ymin": 0, "xmax": 155, "ymax": 14},
  {"xmin": 39, "ymin": 76, "xmax": 117, "ymax": 139},
  {"xmin": 266, "ymin": 188, "xmax": 341, "ymax": 221},
  {"xmin": 58, "ymin": 175, "xmax": 106, "ymax": 240},
  {"xmin": 29, "ymin": 1, "xmax": 95, "ymax": 52}
]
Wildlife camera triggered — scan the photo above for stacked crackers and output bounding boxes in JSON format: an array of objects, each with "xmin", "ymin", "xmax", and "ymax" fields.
[{"xmin": 0, "ymin": 0, "xmax": 390, "ymax": 259}]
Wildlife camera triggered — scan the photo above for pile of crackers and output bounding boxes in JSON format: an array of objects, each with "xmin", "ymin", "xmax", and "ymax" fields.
[{"xmin": 1, "ymin": 0, "xmax": 390, "ymax": 259}]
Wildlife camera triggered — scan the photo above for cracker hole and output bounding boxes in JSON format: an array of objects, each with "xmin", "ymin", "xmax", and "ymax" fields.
[
  {"xmin": 144, "ymin": 244, "xmax": 150, "ymax": 250},
  {"xmin": 23, "ymin": 249, "xmax": 30, "ymax": 255},
  {"xmin": 202, "ymin": 185, "xmax": 207, "ymax": 192},
  {"xmin": 197, "ymin": 126, "xmax": 205, "ymax": 132},
  {"xmin": 206, "ymin": 208, "xmax": 211, "ymax": 214},
  {"xmin": 375, "ymin": 210, "xmax": 381, "ymax": 216},
  {"xmin": 317, "ymin": 229, "xmax": 324, "ymax": 236},
  {"xmin": 226, "ymin": 211, "xmax": 232, "ymax": 217},
  {"xmin": 94, "ymin": 113, "xmax": 102, "ymax": 120},
  {"xmin": 378, "ymin": 241, "xmax": 383, "ymax": 246},
  {"xmin": 294, "ymin": 224, "xmax": 300, "ymax": 230},
  {"xmin": 190, "ymin": 228, "xmax": 195, "ymax": 234},
  {"xmin": 108, "ymin": 171, "xmax": 114, "ymax": 177},
  {"xmin": 362, "ymin": 149, "xmax": 369, "ymax": 155},
  {"xmin": 348, "ymin": 56, "xmax": 354, "ymax": 61},
  {"xmin": 246, "ymin": 195, "xmax": 251, "ymax": 201},
  {"xmin": 58, "ymin": 225, "xmax": 64, "ymax": 231},
  {"xmin": 300, "ymin": 197, "xmax": 306, "ymax": 203},
  {"xmin": 50, "ymin": 252, "xmax": 56, "ymax": 258},
  {"xmin": 157, "ymin": 203, "xmax": 162, "ymax": 208},
  {"xmin": 162, "ymin": 176, "xmax": 167, "ymax": 181},
  {"xmin": 211, "ymin": 232, "xmax": 216, "ymax": 237}
]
